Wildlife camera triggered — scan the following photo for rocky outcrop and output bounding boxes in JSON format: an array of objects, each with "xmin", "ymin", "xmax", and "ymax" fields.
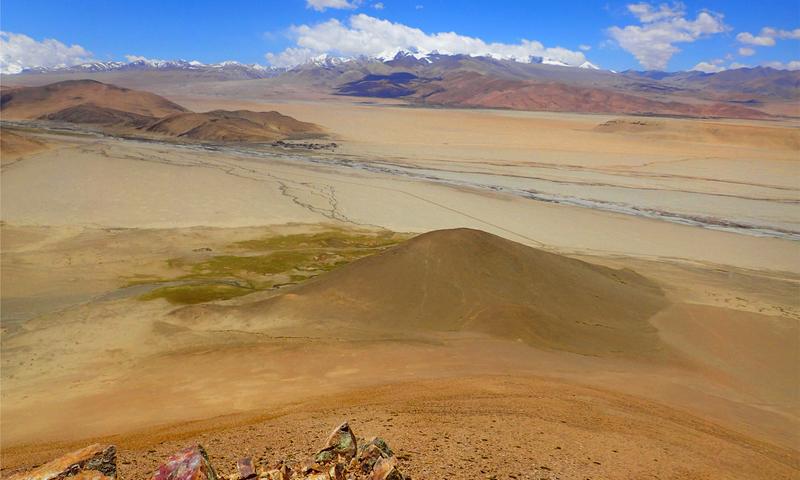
[
  {"xmin": 8, "ymin": 444, "xmax": 116, "ymax": 480},
  {"xmin": 150, "ymin": 445, "xmax": 218, "ymax": 480},
  {"xmin": 262, "ymin": 423, "xmax": 406, "ymax": 480},
  {"xmin": 8, "ymin": 424, "xmax": 405, "ymax": 480},
  {"xmin": 313, "ymin": 422, "xmax": 358, "ymax": 464}
]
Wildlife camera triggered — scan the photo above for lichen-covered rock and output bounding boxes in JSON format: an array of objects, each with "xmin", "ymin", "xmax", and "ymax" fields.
[
  {"xmin": 12, "ymin": 424, "xmax": 406, "ymax": 480},
  {"xmin": 314, "ymin": 422, "xmax": 357, "ymax": 464},
  {"xmin": 8, "ymin": 444, "xmax": 117, "ymax": 480},
  {"xmin": 364, "ymin": 438, "xmax": 393, "ymax": 458},
  {"xmin": 150, "ymin": 445, "xmax": 218, "ymax": 480},
  {"xmin": 236, "ymin": 458, "xmax": 256, "ymax": 480},
  {"xmin": 357, "ymin": 437, "xmax": 394, "ymax": 473},
  {"xmin": 368, "ymin": 456, "xmax": 403, "ymax": 480},
  {"xmin": 358, "ymin": 444, "xmax": 385, "ymax": 474}
]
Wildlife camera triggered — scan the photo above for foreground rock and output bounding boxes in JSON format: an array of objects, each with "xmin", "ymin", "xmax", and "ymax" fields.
[
  {"xmin": 8, "ymin": 424, "xmax": 403, "ymax": 480},
  {"xmin": 262, "ymin": 422, "xmax": 406, "ymax": 480},
  {"xmin": 8, "ymin": 444, "xmax": 116, "ymax": 480},
  {"xmin": 313, "ymin": 422, "xmax": 358, "ymax": 464},
  {"xmin": 150, "ymin": 445, "xmax": 218, "ymax": 480}
]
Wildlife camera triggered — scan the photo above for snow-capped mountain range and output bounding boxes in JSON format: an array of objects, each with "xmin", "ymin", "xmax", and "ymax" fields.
[
  {"xmin": 301, "ymin": 50, "xmax": 601, "ymax": 70},
  {"xmin": 18, "ymin": 59, "xmax": 283, "ymax": 77},
  {"xmin": 14, "ymin": 51, "xmax": 601, "ymax": 76}
]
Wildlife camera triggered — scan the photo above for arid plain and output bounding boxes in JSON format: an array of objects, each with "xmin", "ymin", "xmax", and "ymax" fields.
[{"xmin": 1, "ymin": 85, "xmax": 799, "ymax": 478}]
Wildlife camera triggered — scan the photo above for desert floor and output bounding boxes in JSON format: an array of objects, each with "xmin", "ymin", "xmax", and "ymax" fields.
[{"xmin": 1, "ymin": 99, "xmax": 798, "ymax": 478}]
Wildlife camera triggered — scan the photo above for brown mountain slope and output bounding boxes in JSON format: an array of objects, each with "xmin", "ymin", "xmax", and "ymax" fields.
[
  {"xmin": 174, "ymin": 228, "xmax": 670, "ymax": 358},
  {"xmin": 1, "ymin": 80, "xmax": 325, "ymax": 142},
  {"xmin": 0, "ymin": 79, "xmax": 187, "ymax": 119},
  {"xmin": 39, "ymin": 103, "xmax": 157, "ymax": 128},
  {"xmin": 415, "ymin": 72, "xmax": 770, "ymax": 118},
  {"xmin": 145, "ymin": 110, "xmax": 324, "ymax": 142}
]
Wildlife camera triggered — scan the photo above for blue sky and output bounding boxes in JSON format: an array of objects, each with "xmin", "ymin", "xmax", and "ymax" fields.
[{"xmin": 1, "ymin": 0, "xmax": 798, "ymax": 72}]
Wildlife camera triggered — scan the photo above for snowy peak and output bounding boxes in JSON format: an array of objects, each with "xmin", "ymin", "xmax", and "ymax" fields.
[
  {"xmin": 380, "ymin": 50, "xmax": 597, "ymax": 69},
  {"xmin": 18, "ymin": 59, "xmax": 283, "ymax": 77},
  {"xmin": 306, "ymin": 54, "xmax": 354, "ymax": 68},
  {"xmin": 11, "ymin": 52, "xmax": 606, "ymax": 77}
]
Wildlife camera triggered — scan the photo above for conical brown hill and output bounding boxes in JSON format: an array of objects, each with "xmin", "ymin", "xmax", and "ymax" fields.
[{"xmin": 178, "ymin": 228, "xmax": 671, "ymax": 358}]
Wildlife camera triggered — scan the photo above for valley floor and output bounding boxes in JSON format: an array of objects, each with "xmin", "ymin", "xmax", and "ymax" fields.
[{"xmin": 1, "ymin": 102, "xmax": 798, "ymax": 478}]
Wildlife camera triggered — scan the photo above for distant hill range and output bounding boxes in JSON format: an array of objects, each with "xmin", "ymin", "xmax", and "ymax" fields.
[
  {"xmin": 0, "ymin": 79, "xmax": 324, "ymax": 142},
  {"xmin": 5, "ymin": 52, "xmax": 799, "ymax": 119}
]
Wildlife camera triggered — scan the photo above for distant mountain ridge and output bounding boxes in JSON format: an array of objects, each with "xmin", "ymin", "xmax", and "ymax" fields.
[
  {"xmin": 7, "ymin": 53, "xmax": 798, "ymax": 119},
  {"xmin": 19, "ymin": 59, "xmax": 283, "ymax": 79},
  {"xmin": 16, "ymin": 49, "xmax": 602, "ymax": 76}
]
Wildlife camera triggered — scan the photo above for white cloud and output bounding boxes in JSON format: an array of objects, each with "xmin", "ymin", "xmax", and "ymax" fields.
[
  {"xmin": 266, "ymin": 14, "xmax": 589, "ymax": 68},
  {"xmin": 736, "ymin": 27, "xmax": 800, "ymax": 48},
  {"xmin": 738, "ymin": 47, "xmax": 755, "ymax": 56},
  {"xmin": 373, "ymin": 2, "xmax": 384, "ymax": 9},
  {"xmin": 0, "ymin": 31, "xmax": 93, "ymax": 74},
  {"xmin": 579, "ymin": 44, "xmax": 591, "ymax": 51},
  {"xmin": 763, "ymin": 60, "xmax": 800, "ymax": 70},
  {"xmin": 627, "ymin": 2, "xmax": 684, "ymax": 23},
  {"xmin": 736, "ymin": 31, "xmax": 775, "ymax": 46},
  {"xmin": 266, "ymin": 47, "xmax": 319, "ymax": 66},
  {"xmin": 607, "ymin": 2, "xmax": 727, "ymax": 70},
  {"xmin": 691, "ymin": 58, "xmax": 724, "ymax": 72},
  {"xmin": 690, "ymin": 59, "xmax": 800, "ymax": 72},
  {"xmin": 125, "ymin": 54, "xmax": 162, "ymax": 63},
  {"xmin": 774, "ymin": 28, "xmax": 800, "ymax": 40},
  {"xmin": 306, "ymin": 0, "xmax": 360, "ymax": 12}
]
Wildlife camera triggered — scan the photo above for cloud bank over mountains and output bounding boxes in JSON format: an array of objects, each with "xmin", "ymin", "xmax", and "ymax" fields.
[
  {"xmin": 265, "ymin": 14, "xmax": 589, "ymax": 67},
  {"xmin": 0, "ymin": 31, "xmax": 93, "ymax": 74},
  {"xmin": 1, "ymin": 2, "xmax": 797, "ymax": 74}
]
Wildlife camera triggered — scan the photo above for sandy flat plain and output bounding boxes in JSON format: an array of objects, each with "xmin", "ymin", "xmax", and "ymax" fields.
[{"xmin": 1, "ymin": 99, "xmax": 799, "ymax": 478}]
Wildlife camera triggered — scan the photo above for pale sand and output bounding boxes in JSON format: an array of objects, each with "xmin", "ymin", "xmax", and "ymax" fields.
[
  {"xmin": 172, "ymin": 96, "xmax": 800, "ymax": 166},
  {"xmin": 1, "ymin": 224, "xmax": 797, "ymax": 452},
  {"xmin": 1, "ymin": 132, "xmax": 797, "ymax": 272}
]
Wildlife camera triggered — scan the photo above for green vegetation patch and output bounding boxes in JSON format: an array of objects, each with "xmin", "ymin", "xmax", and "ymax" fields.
[
  {"xmin": 140, "ymin": 284, "xmax": 254, "ymax": 305},
  {"xmin": 134, "ymin": 229, "xmax": 410, "ymax": 305},
  {"xmin": 234, "ymin": 229, "xmax": 404, "ymax": 251},
  {"xmin": 189, "ymin": 251, "xmax": 320, "ymax": 277}
]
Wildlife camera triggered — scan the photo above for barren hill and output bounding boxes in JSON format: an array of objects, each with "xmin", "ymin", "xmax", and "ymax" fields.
[
  {"xmin": 0, "ymin": 80, "xmax": 325, "ymax": 142},
  {"xmin": 146, "ymin": 110, "xmax": 324, "ymax": 142},
  {"xmin": 345, "ymin": 71, "xmax": 771, "ymax": 119},
  {"xmin": 0, "ymin": 79, "xmax": 187, "ymax": 119},
  {"xmin": 39, "ymin": 103, "xmax": 157, "ymax": 128},
  {"xmin": 176, "ymin": 228, "xmax": 670, "ymax": 358}
]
